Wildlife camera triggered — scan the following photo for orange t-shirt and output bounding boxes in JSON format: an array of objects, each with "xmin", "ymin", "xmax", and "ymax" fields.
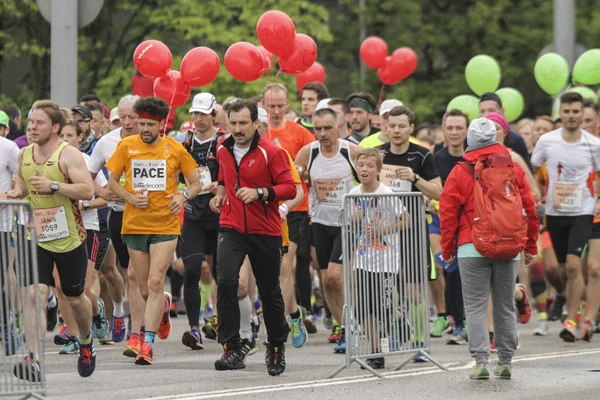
[
  {"xmin": 105, "ymin": 135, "xmax": 197, "ymax": 235},
  {"xmin": 266, "ymin": 120, "xmax": 315, "ymax": 212},
  {"xmin": 281, "ymin": 149, "xmax": 302, "ymax": 248}
]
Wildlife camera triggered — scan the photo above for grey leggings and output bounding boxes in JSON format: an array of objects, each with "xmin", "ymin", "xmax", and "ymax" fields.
[{"xmin": 459, "ymin": 257, "xmax": 518, "ymax": 365}]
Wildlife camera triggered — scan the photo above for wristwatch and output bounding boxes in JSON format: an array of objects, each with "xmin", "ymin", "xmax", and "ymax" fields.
[
  {"xmin": 182, "ymin": 191, "xmax": 191, "ymax": 202},
  {"xmin": 412, "ymin": 174, "xmax": 421, "ymax": 184},
  {"xmin": 82, "ymin": 200, "xmax": 91, "ymax": 210},
  {"xmin": 257, "ymin": 188, "xmax": 265, "ymax": 200},
  {"xmin": 50, "ymin": 181, "xmax": 60, "ymax": 193}
]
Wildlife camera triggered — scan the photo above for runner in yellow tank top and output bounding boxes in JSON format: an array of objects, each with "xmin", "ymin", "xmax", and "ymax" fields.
[
  {"xmin": 1, "ymin": 100, "xmax": 97, "ymax": 380},
  {"xmin": 105, "ymin": 97, "xmax": 201, "ymax": 366}
]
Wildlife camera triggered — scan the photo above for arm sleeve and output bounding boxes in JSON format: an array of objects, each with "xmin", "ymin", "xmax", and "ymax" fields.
[
  {"xmin": 104, "ymin": 141, "xmax": 127, "ymax": 177},
  {"xmin": 88, "ymin": 139, "xmax": 105, "ymax": 174},
  {"xmin": 421, "ymin": 151, "xmax": 439, "ymax": 181},
  {"xmin": 515, "ymin": 164, "xmax": 540, "ymax": 254},
  {"xmin": 269, "ymin": 147, "xmax": 297, "ymax": 202},
  {"xmin": 439, "ymin": 168, "xmax": 466, "ymax": 260}
]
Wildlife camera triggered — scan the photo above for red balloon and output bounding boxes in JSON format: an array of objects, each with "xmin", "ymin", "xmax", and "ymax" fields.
[
  {"xmin": 360, "ymin": 36, "xmax": 388, "ymax": 69},
  {"xmin": 392, "ymin": 47, "xmax": 418, "ymax": 79},
  {"xmin": 256, "ymin": 10, "xmax": 296, "ymax": 59},
  {"xmin": 224, "ymin": 42, "xmax": 264, "ymax": 82},
  {"xmin": 295, "ymin": 62, "xmax": 326, "ymax": 92},
  {"xmin": 133, "ymin": 40, "xmax": 172, "ymax": 78},
  {"xmin": 377, "ymin": 56, "xmax": 403, "ymax": 86},
  {"xmin": 279, "ymin": 34, "xmax": 317, "ymax": 74},
  {"xmin": 153, "ymin": 70, "xmax": 191, "ymax": 109},
  {"xmin": 256, "ymin": 45, "xmax": 274, "ymax": 74},
  {"xmin": 180, "ymin": 47, "xmax": 220, "ymax": 87}
]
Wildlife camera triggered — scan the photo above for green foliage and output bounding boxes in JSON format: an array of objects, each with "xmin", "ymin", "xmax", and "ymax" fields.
[{"xmin": 1, "ymin": 0, "xmax": 599, "ymax": 127}]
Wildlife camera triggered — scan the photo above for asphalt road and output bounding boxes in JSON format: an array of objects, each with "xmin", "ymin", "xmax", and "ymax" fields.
[{"xmin": 10, "ymin": 312, "xmax": 600, "ymax": 400}]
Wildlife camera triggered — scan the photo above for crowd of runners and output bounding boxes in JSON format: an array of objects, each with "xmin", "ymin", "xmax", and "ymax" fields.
[{"xmin": 1, "ymin": 79, "xmax": 599, "ymax": 382}]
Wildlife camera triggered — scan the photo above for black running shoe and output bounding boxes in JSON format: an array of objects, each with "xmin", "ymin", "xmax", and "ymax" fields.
[
  {"xmin": 46, "ymin": 302, "xmax": 58, "ymax": 332},
  {"xmin": 266, "ymin": 344, "xmax": 286, "ymax": 376},
  {"xmin": 214, "ymin": 346, "xmax": 245, "ymax": 370},
  {"xmin": 548, "ymin": 294, "xmax": 566, "ymax": 322}
]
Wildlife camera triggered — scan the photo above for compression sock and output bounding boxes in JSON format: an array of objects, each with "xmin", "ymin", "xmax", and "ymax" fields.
[{"xmin": 199, "ymin": 282, "xmax": 211, "ymax": 313}]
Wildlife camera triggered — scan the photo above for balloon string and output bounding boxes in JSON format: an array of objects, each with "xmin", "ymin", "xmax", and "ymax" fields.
[
  {"xmin": 264, "ymin": 69, "xmax": 281, "ymax": 141},
  {"xmin": 378, "ymin": 84, "xmax": 386, "ymax": 107}
]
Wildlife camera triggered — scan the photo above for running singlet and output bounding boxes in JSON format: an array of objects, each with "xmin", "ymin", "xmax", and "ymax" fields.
[
  {"xmin": 21, "ymin": 141, "xmax": 86, "ymax": 252},
  {"xmin": 378, "ymin": 142, "xmax": 438, "ymax": 194},
  {"xmin": 531, "ymin": 129, "xmax": 600, "ymax": 216},
  {"xmin": 105, "ymin": 135, "xmax": 197, "ymax": 235},
  {"xmin": 307, "ymin": 140, "xmax": 358, "ymax": 227}
]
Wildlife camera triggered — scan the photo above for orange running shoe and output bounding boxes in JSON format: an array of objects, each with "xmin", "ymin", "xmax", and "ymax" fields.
[
  {"xmin": 123, "ymin": 333, "xmax": 143, "ymax": 357},
  {"xmin": 157, "ymin": 292, "xmax": 172, "ymax": 340},
  {"xmin": 559, "ymin": 319, "xmax": 578, "ymax": 343},
  {"xmin": 135, "ymin": 342, "xmax": 154, "ymax": 365}
]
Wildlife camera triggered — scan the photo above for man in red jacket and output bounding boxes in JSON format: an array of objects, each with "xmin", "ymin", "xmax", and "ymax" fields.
[
  {"xmin": 439, "ymin": 117, "xmax": 539, "ymax": 380},
  {"xmin": 209, "ymin": 99, "xmax": 297, "ymax": 376}
]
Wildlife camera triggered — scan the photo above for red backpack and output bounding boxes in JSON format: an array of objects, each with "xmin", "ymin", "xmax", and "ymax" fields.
[{"xmin": 458, "ymin": 153, "xmax": 527, "ymax": 260}]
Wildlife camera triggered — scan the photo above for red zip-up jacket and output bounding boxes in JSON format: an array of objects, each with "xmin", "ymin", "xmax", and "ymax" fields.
[
  {"xmin": 217, "ymin": 132, "xmax": 297, "ymax": 236},
  {"xmin": 439, "ymin": 144, "xmax": 539, "ymax": 261}
]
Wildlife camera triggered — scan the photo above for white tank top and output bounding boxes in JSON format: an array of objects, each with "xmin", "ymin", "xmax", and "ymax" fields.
[{"xmin": 308, "ymin": 140, "xmax": 358, "ymax": 227}]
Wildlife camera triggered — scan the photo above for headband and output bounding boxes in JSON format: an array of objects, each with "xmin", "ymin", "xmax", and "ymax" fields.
[
  {"xmin": 348, "ymin": 97, "xmax": 373, "ymax": 114},
  {"xmin": 137, "ymin": 112, "xmax": 165, "ymax": 122}
]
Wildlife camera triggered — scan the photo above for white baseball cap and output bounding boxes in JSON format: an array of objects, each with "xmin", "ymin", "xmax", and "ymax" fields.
[
  {"xmin": 379, "ymin": 99, "xmax": 404, "ymax": 116},
  {"xmin": 189, "ymin": 93, "xmax": 217, "ymax": 114},
  {"xmin": 315, "ymin": 98, "xmax": 331, "ymax": 111},
  {"xmin": 109, "ymin": 107, "xmax": 119, "ymax": 122},
  {"xmin": 258, "ymin": 107, "xmax": 268, "ymax": 124}
]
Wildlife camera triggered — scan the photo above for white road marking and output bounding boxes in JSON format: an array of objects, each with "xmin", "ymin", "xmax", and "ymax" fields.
[{"xmin": 136, "ymin": 348, "xmax": 600, "ymax": 400}]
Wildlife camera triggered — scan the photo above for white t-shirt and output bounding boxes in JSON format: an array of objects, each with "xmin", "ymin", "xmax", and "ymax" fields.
[
  {"xmin": 346, "ymin": 183, "xmax": 405, "ymax": 273},
  {"xmin": 81, "ymin": 153, "xmax": 107, "ymax": 231},
  {"xmin": 89, "ymin": 128, "xmax": 126, "ymax": 211},
  {"xmin": 531, "ymin": 129, "xmax": 600, "ymax": 216},
  {"xmin": 0, "ymin": 137, "xmax": 20, "ymax": 231},
  {"xmin": 233, "ymin": 144, "xmax": 250, "ymax": 165}
]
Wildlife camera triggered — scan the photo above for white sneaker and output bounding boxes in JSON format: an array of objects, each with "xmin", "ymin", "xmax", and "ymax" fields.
[{"xmin": 533, "ymin": 319, "xmax": 548, "ymax": 336}]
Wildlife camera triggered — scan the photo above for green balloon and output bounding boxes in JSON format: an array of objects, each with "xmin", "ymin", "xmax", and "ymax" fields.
[
  {"xmin": 495, "ymin": 88, "xmax": 525, "ymax": 123},
  {"xmin": 534, "ymin": 53, "xmax": 569, "ymax": 95},
  {"xmin": 567, "ymin": 86, "xmax": 598, "ymax": 102},
  {"xmin": 573, "ymin": 49, "xmax": 600, "ymax": 85},
  {"xmin": 465, "ymin": 55, "xmax": 501, "ymax": 96},
  {"xmin": 447, "ymin": 95, "xmax": 480, "ymax": 122}
]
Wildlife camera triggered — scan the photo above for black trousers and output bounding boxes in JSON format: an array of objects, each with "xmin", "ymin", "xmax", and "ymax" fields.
[
  {"xmin": 216, "ymin": 229, "xmax": 289, "ymax": 349},
  {"xmin": 444, "ymin": 267, "xmax": 465, "ymax": 326}
]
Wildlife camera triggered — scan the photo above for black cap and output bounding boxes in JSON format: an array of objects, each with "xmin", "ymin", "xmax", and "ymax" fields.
[
  {"xmin": 479, "ymin": 92, "xmax": 503, "ymax": 108},
  {"xmin": 71, "ymin": 105, "xmax": 93, "ymax": 121}
]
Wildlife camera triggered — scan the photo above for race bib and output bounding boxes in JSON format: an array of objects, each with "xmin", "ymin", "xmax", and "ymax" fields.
[
  {"xmin": 379, "ymin": 164, "xmax": 412, "ymax": 193},
  {"xmin": 553, "ymin": 183, "xmax": 582, "ymax": 213},
  {"xmin": 198, "ymin": 166, "xmax": 212, "ymax": 195},
  {"xmin": 314, "ymin": 178, "xmax": 345, "ymax": 207},
  {"xmin": 132, "ymin": 160, "xmax": 167, "ymax": 191},
  {"xmin": 33, "ymin": 206, "xmax": 69, "ymax": 242}
]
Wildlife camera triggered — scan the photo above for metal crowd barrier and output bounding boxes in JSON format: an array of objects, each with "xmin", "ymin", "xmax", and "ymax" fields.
[
  {"xmin": 329, "ymin": 193, "xmax": 447, "ymax": 378},
  {"xmin": 0, "ymin": 201, "xmax": 46, "ymax": 399}
]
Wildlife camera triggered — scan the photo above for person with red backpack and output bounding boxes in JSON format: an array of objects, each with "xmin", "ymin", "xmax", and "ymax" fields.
[{"xmin": 439, "ymin": 117, "xmax": 539, "ymax": 380}]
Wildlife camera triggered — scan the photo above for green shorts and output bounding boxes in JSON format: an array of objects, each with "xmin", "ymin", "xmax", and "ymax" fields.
[{"xmin": 121, "ymin": 234, "xmax": 178, "ymax": 253}]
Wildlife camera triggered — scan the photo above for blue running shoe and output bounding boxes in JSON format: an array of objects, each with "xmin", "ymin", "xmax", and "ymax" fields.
[
  {"xmin": 3, "ymin": 312, "xmax": 21, "ymax": 356},
  {"xmin": 290, "ymin": 309, "xmax": 307, "ymax": 348},
  {"xmin": 111, "ymin": 315, "xmax": 126, "ymax": 343},
  {"xmin": 77, "ymin": 336, "xmax": 96, "ymax": 377},
  {"xmin": 333, "ymin": 329, "xmax": 346, "ymax": 353},
  {"xmin": 93, "ymin": 299, "xmax": 108, "ymax": 339},
  {"xmin": 59, "ymin": 337, "xmax": 80, "ymax": 354}
]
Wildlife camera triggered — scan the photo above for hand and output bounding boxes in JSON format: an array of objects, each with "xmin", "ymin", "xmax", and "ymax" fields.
[
  {"xmin": 99, "ymin": 186, "xmax": 119, "ymax": 201},
  {"xmin": 395, "ymin": 166, "xmax": 415, "ymax": 182},
  {"xmin": 236, "ymin": 187, "xmax": 259, "ymax": 204},
  {"xmin": 205, "ymin": 181, "xmax": 218, "ymax": 195},
  {"xmin": 444, "ymin": 256, "xmax": 456, "ymax": 265},
  {"xmin": 166, "ymin": 193, "xmax": 185, "ymax": 216},
  {"xmin": 128, "ymin": 190, "xmax": 148, "ymax": 209},
  {"xmin": 28, "ymin": 168, "xmax": 52, "ymax": 193},
  {"xmin": 524, "ymin": 253, "xmax": 534, "ymax": 264},
  {"xmin": 210, "ymin": 196, "xmax": 224, "ymax": 214}
]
